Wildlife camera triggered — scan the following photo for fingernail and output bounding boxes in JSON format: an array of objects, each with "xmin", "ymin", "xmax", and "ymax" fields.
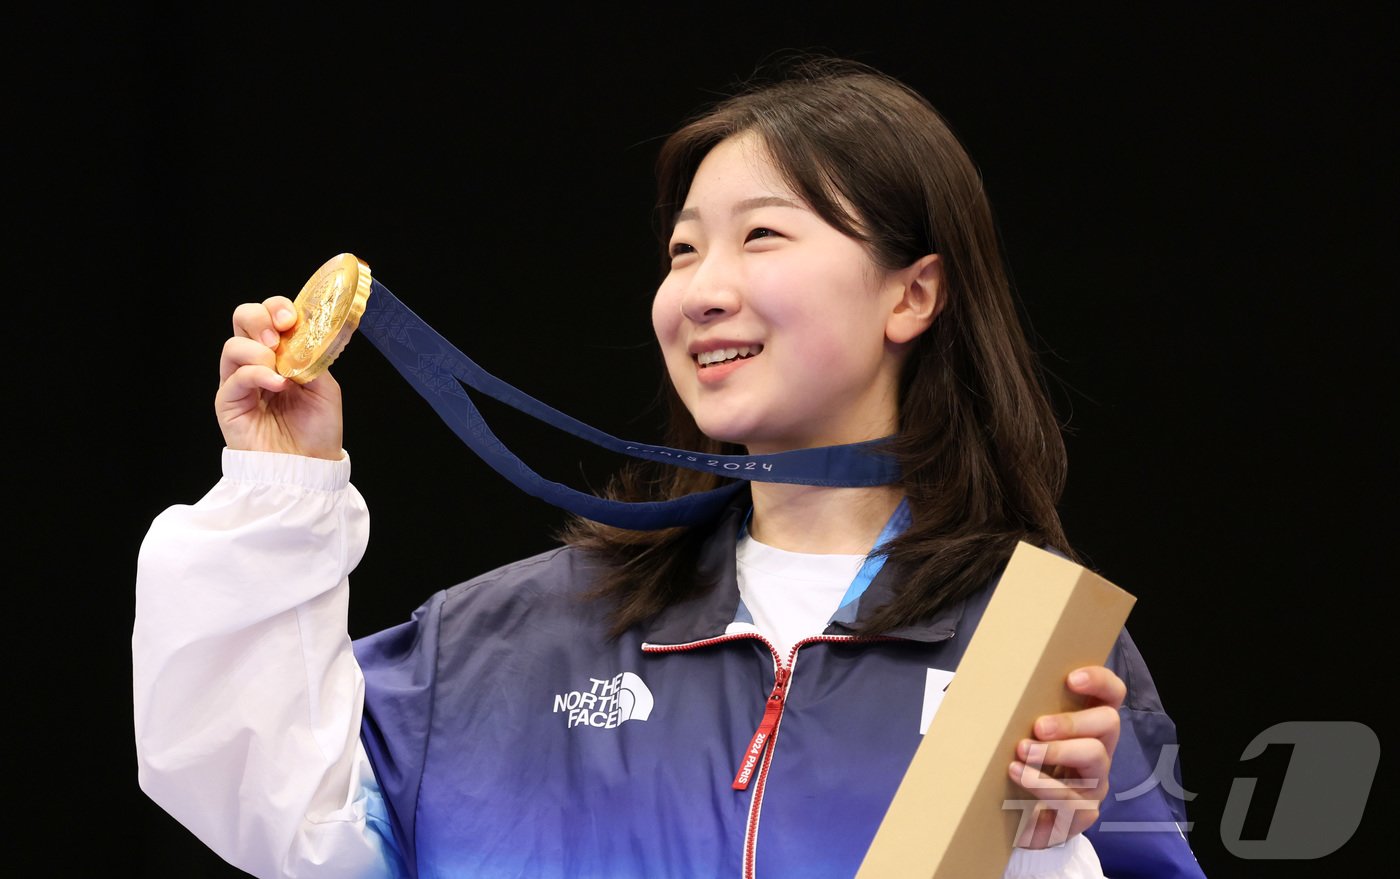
[
  {"xmin": 1024, "ymin": 740, "xmax": 1048, "ymax": 764},
  {"xmin": 277, "ymin": 308, "xmax": 295, "ymax": 325},
  {"xmin": 1069, "ymin": 670, "xmax": 1089, "ymax": 687},
  {"xmin": 261, "ymin": 329, "xmax": 279, "ymax": 347},
  {"xmin": 1036, "ymin": 717, "xmax": 1058, "ymax": 738}
]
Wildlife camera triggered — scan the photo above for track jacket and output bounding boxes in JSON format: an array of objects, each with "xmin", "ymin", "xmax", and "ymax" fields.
[
  {"xmin": 134, "ymin": 450, "xmax": 1204, "ymax": 878},
  {"xmin": 357, "ymin": 503, "xmax": 1202, "ymax": 879}
]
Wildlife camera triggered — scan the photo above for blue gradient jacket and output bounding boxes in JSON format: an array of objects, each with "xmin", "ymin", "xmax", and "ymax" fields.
[{"xmin": 353, "ymin": 503, "xmax": 1204, "ymax": 878}]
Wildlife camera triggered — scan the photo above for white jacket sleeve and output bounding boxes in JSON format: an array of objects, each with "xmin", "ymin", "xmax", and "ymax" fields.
[
  {"xmin": 1004, "ymin": 835, "xmax": 1104, "ymax": 878},
  {"xmin": 133, "ymin": 449, "xmax": 400, "ymax": 879}
]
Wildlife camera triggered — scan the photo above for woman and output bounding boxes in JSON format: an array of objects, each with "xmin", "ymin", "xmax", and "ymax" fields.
[{"xmin": 134, "ymin": 59, "xmax": 1203, "ymax": 877}]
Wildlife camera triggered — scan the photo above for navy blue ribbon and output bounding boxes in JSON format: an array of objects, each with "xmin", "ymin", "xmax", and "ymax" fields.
[{"xmin": 357, "ymin": 280, "xmax": 900, "ymax": 529}]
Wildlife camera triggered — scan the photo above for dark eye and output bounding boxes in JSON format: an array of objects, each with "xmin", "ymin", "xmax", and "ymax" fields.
[
  {"xmin": 669, "ymin": 242, "xmax": 696, "ymax": 259},
  {"xmin": 745, "ymin": 228, "xmax": 777, "ymax": 242}
]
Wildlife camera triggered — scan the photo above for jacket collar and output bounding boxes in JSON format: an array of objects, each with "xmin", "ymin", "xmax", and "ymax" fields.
[
  {"xmin": 640, "ymin": 499, "xmax": 749, "ymax": 645},
  {"xmin": 826, "ymin": 561, "xmax": 966, "ymax": 643}
]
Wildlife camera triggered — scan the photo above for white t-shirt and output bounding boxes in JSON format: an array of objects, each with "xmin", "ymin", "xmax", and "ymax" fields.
[{"xmin": 734, "ymin": 532, "xmax": 866, "ymax": 660}]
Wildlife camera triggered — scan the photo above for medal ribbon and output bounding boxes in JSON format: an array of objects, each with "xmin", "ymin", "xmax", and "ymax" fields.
[{"xmin": 357, "ymin": 280, "xmax": 900, "ymax": 529}]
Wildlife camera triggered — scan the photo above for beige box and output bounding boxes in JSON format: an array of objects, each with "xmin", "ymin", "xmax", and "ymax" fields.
[{"xmin": 857, "ymin": 541, "xmax": 1136, "ymax": 878}]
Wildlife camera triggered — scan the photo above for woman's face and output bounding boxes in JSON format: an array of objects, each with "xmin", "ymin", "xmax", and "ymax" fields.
[{"xmin": 652, "ymin": 133, "xmax": 911, "ymax": 454}]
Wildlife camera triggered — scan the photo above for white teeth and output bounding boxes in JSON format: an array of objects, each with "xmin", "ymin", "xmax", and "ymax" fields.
[{"xmin": 697, "ymin": 344, "xmax": 763, "ymax": 366}]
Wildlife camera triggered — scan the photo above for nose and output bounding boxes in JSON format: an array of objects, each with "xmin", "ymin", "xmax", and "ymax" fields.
[{"xmin": 678, "ymin": 254, "xmax": 742, "ymax": 323}]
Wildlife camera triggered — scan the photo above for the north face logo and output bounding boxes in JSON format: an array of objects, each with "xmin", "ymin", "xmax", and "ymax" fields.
[{"xmin": 553, "ymin": 671, "xmax": 654, "ymax": 729}]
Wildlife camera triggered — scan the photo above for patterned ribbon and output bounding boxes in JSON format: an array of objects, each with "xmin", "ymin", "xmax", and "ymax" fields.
[{"xmin": 358, "ymin": 280, "xmax": 900, "ymax": 529}]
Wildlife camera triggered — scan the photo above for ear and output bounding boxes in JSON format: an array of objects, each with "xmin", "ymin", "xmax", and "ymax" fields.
[{"xmin": 884, "ymin": 253, "xmax": 943, "ymax": 344}]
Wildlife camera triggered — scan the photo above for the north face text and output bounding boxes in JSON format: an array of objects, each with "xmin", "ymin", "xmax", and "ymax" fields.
[{"xmin": 553, "ymin": 671, "xmax": 654, "ymax": 729}]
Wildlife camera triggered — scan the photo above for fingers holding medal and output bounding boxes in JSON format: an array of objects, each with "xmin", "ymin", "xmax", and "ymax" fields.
[{"xmin": 214, "ymin": 255, "xmax": 366, "ymax": 460}]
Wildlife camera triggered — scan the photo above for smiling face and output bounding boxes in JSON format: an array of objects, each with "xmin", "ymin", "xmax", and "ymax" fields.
[{"xmin": 651, "ymin": 133, "xmax": 916, "ymax": 455}]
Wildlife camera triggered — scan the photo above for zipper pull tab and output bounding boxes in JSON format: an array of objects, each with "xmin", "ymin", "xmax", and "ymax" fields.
[{"xmin": 732, "ymin": 667, "xmax": 790, "ymax": 791}]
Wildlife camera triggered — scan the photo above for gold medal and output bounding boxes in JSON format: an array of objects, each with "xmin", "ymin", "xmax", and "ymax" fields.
[{"xmin": 275, "ymin": 253, "xmax": 373, "ymax": 383}]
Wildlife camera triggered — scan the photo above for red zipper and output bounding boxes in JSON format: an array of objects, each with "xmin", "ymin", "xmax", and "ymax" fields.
[
  {"xmin": 640, "ymin": 633, "xmax": 771, "ymax": 654},
  {"xmin": 732, "ymin": 664, "xmax": 789, "ymax": 790},
  {"xmin": 644, "ymin": 633, "xmax": 895, "ymax": 879}
]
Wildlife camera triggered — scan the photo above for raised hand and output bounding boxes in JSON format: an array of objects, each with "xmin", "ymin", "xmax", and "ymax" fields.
[{"xmin": 215, "ymin": 296, "xmax": 344, "ymax": 460}]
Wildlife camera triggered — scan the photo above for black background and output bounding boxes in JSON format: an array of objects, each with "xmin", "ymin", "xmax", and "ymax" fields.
[{"xmin": 16, "ymin": 4, "xmax": 1391, "ymax": 876}]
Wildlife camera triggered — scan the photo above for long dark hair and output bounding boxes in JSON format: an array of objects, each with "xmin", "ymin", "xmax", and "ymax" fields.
[{"xmin": 563, "ymin": 58, "xmax": 1074, "ymax": 637}]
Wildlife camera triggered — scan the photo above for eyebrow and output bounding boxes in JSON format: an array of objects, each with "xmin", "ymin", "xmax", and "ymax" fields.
[{"xmin": 673, "ymin": 196, "xmax": 804, "ymax": 226}]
